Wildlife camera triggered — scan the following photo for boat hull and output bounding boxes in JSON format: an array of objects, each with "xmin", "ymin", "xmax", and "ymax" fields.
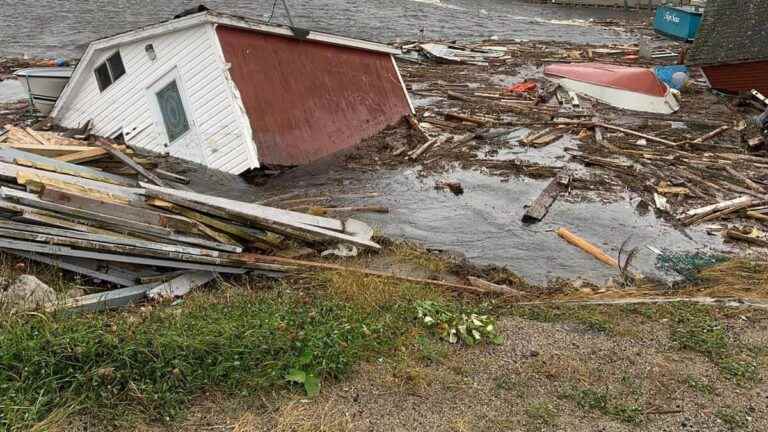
[
  {"xmin": 14, "ymin": 67, "xmax": 74, "ymax": 115},
  {"xmin": 548, "ymin": 77, "xmax": 680, "ymax": 114}
]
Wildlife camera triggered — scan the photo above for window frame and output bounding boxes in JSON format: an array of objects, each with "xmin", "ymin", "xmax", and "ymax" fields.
[{"xmin": 94, "ymin": 50, "xmax": 126, "ymax": 92}]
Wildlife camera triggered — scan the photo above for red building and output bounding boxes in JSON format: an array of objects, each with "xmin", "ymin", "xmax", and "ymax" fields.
[{"xmin": 687, "ymin": 0, "xmax": 768, "ymax": 95}]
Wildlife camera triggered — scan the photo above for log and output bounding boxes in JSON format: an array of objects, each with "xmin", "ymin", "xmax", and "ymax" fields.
[
  {"xmin": 723, "ymin": 230, "xmax": 768, "ymax": 248},
  {"xmin": 692, "ymin": 126, "xmax": 730, "ymax": 144},
  {"xmin": 595, "ymin": 123, "xmax": 678, "ymax": 146},
  {"xmin": 556, "ymin": 227, "xmax": 619, "ymax": 268},
  {"xmin": 241, "ymin": 254, "xmax": 495, "ymax": 295},
  {"xmin": 683, "ymin": 196, "xmax": 754, "ymax": 218},
  {"xmin": 724, "ymin": 166, "xmax": 766, "ymax": 193},
  {"xmin": 522, "ymin": 175, "xmax": 570, "ymax": 223}
]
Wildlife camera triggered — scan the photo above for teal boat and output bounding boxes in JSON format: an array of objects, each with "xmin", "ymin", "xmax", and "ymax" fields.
[{"xmin": 653, "ymin": 5, "xmax": 704, "ymax": 42}]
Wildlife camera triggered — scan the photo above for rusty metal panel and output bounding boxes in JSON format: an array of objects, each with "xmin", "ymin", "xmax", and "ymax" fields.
[
  {"xmin": 216, "ymin": 26, "xmax": 411, "ymax": 166},
  {"xmin": 702, "ymin": 61, "xmax": 768, "ymax": 95}
]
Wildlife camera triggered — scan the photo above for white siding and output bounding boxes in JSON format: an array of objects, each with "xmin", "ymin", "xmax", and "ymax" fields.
[{"xmin": 55, "ymin": 23, "xmax": 258, "ymax": 174}]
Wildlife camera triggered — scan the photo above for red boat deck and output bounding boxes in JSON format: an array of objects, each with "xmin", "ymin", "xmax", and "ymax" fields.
[{"xmin": 544, "ymin": 63, "xmax": 668, "ymax": 97}]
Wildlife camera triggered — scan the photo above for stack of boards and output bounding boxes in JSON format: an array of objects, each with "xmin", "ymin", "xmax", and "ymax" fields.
[{"xmin": 0, "ymin": 129, "xmax": 379, "ymax": 312}]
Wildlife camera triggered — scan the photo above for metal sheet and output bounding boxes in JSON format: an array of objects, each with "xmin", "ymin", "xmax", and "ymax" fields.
[{"xmin": 217, "ymin": 26, "xmax": 412, "ymax": 166}]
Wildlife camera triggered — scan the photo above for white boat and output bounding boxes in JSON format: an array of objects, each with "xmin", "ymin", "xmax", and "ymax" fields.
[
  {"xmin": 13, "ymin": 67, "xmax": 74, "ymax": 115},
  {"xmin": 544, "ymin": 63, "xmax": 680, "ymax": 114}
]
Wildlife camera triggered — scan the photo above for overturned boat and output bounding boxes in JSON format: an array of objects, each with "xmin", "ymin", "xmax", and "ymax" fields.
[
  {"xmin": 13, "ymin": 67, "xmax": 74, "ymax": 115},
  {"xmin": 544, "ymin": 63, "xmax": 680, "ymax": 114}
]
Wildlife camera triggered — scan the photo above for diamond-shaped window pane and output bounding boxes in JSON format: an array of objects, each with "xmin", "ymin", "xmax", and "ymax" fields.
[{"xmin": 156, "ymin": 81, "xmax": 189, "ymax": 143}]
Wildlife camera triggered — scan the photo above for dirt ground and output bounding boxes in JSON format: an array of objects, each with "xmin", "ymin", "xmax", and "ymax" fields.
[{"xmin": 143, "ymin": 308, "xmax": 768, "ymax": 432}]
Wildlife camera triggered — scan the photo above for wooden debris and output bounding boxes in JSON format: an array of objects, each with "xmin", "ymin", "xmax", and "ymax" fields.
[
  {"xmin": 595, "ymin": 123, "xmax": 678, "ymax": 146},
  {"xmin": 723, "ymin": 230, "xmax": 768, "ymax": 248},
  {"xmin": 692, "ymin": 125, "xmax": 730, "ymax": 144},
  {"xmin": 97, "ymin": 139, "xmax": 167, "ymax": 187},
  {"xmin": 55, "ymin": 147, "xmax": 109, "ymax": 164},
  {"xmin": 556, "ymin": 227, "xmax": 619, "ymax": 269},
  {"xmin": 467, "ymin": 276, "xmax": 525, "ymax": 296},
  {"xmin": 522, "ymin": 175, "xmax": 570, "ymax": 223}
]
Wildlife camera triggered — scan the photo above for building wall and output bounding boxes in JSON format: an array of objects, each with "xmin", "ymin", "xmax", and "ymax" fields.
[
  {"xmin": 703, "ymin": 61, "xmax": 768, "ymax": 95},
  {"xmin": 54, "ymin": 23, "xmax": 258, "ymax": 174},
  {"xmin": 217, "ymin": 26, "xmax": 412, "ymax": 166}
]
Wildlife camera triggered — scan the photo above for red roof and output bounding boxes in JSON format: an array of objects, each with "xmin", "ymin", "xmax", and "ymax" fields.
[{"xmin": 544, "ymin": 63, "xmax": 668, "ymax": 97}]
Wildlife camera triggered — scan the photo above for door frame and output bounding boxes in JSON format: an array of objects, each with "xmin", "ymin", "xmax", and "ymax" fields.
[{"xmin": 146, "ymin": 67, "xmax": 206, "ymax": 163}]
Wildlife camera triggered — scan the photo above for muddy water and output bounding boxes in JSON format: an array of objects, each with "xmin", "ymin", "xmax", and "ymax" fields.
[{"xmin": 0, "ymin": 0, "xmax": 640, "ymax": 57}]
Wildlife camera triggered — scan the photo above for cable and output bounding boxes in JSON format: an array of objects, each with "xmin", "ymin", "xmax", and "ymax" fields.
[{"xmin": 267, "ymin": 0, "xmax": 279, "ymax": 23}]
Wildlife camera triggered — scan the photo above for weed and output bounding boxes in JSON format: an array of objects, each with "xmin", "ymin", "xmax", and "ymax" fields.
[
  {"xmin": 525, "ymin": 401, "xmax": 558, "ymax": 427},
  {"xmin": 512, "ymin": 306, "xmax": 613, "ymax": 334},
  {"xmin": 715, "ymin": 407, "xmax": 750, "ymax": 431},
  {"xmin": 670, "ymin": 306, "xmax": 728, "ymax": 358},
  {"xmin": 719, "ymin": 357, "xmax": 760, "ymax": 383},
  {"xmin": 415, "ymin": 335, "xmax": 448, "ymax": 365},
  {"xmin": 416, "ymin": 300, "xmax": 503, "ymax": 345},
  {"xmin": 685, "ymin": 375, "xmax": 713, "ymax": 395},
  {"xmin": 391, "ymin": 242, "xmax": 450, "ymax": 273},
  {"xmin": 563, "ymin": 386, "xmax": 642, "ymax": 424}
]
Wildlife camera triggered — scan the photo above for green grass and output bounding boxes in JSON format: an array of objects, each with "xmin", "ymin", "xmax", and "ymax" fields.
[
  {"xmin": 562, "ymin": 386, "xmax": 643, "ymax": 424},
  {"xmin": 525, "ymin": 401, "xmax": 558, "ymax": 428},
  {"xmin": 0, "ymin": 277, "xmax": 438, "ymax": 431},
  {"xmin": 509, "ymin": 305, "xmax": 614, "ymax": 334},
  {"xmin": 685, "ymin": 375, "xmax": 714, "ymax": 395},
  {"xmin": 715, "ymin": 407, "xmax": 750, "ymax": 431}
]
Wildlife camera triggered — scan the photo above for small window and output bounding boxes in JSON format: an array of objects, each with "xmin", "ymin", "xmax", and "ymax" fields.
[
  {"xmin": 156, "ymin": 80, "xmax": 190, "ymax": 143},
  {"xmin": 94, "ymin": 51, "xmax": 126, "ymax": 92}
]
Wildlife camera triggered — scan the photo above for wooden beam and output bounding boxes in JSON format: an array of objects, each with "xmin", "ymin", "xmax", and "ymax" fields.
[
  {"xmin": 55, "ymin": 147, "xmax": 109, "ymax": 164},
  {"xmin": 147, "ymin": 271, "xmax": 217, "ymax": 299},
  {"xmin": 595, "ymin": 123, "xmax": 678, "ymax": 146},
  {"xmin": 0, "ymin": 237, "xmax": 249, "ymax": 273},
  {"xmin": 23, "ymin": 127, "xmax": 51, "ymax": 146},
  {"xmin": 556, "ymin": 227, "xmax": 619, "ymax": 268},
  {"xmin": 97, "ymin": 139, "xmax": 167, "ymax": 186},
  {"xmin": 39, "ymin": 186, "xmax": 200, "ymax": 233},
  {"xmin": 522, "ymin": 175, "xmax": 570, "ymax": 223},
  {"xmin": 3, "ymin": 144, "xmax": 96, "ymax": 157},
  {"xmin": 10, "ymin": 251, "xmax": 141, "ymax": 286}
]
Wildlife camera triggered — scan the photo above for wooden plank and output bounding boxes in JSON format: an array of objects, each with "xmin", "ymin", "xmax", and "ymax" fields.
[
  {"xmin": 52, "ymin": 282, "xmax": 160, "ymax": 312},
  {"xmin": 692, "ymin": 126, "xmax": 730, "ymax": 144},
  {"xmin": 522, "ymin": 175, "xmax": 570, "ymax": 223},
  {"xmin": 141, "ymin": 183, "xmax": 345, "ymax": 232},
  {"xmin": 55, "ymin": 147, "xmax": 109, "ymax": 164},
  {"xmin": 1, "ymin": 187, "xmax": 175, "ymax": 237},
  {"xmin": 97, "ymin": 139, "xmax": 167, "ymax": 186},
  {"xmin": 154, "ymin": 168, "xmax": 190, "ymax": 184},
  {"xmin": 9, "ymin": 251, "xmax": 141, "ymax": 286},
  {"xmin": 16, "ymin": 170, "xmax": 140, "ymax": 205},
  {"xmin": 0, "ymin": 148, "xmax": 136, "ymax": 186},
  {"xmin": 0, "ymin": 220, "xmax": 227, "ymax": 258},
  {"xmin": 0, "ymin": 237, "xmax": 249, "ymax": 273},
  {"xmin": 3, "ymin": 144, "xmax": 97, "ymax": 157},
  {"xmin": 595, "ymin": 123, "xmax": 678, "ymax": 146},
  {"xmin": 23, "ymin": 127, "xmax": 51, "ymax": 146},
  {"xmin": 39, "ymin": 186, "xmax": 200, "ymax": 233},
  {"xmin": 148, "ymin": 198, "xmax": 281, "ymax": 248},
  {"xmin": 147, "ymin": 271, "xmax": 217, "ymax": 299},
  {"xmin": 0, "ymin": 161, "xmax": 143, "ymax": 199}
]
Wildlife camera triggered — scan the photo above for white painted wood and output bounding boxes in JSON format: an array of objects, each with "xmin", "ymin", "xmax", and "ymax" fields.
[
  {"xmin": 391, "ymin": 55, "xmax": 415, "ymax": 115},
  {"xmin": 54, "ymin": 23, "xmax": 258, "ymax": 174},
  {"xmin": 147, "ymin": 271, "xmax": 217, "ymax": 299}
]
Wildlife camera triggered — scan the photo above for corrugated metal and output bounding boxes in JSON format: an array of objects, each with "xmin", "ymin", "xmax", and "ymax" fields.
[
  {"xmin": 702, "ymin": 61, "xmax": 768, "ymax": 95},
  {"xmin": 217, "ymin": 26, "xmax": 412, "ymax": 166},
  {"xmin": 55, "ymin": 23, "xmax": 258, "ymax": 174}
]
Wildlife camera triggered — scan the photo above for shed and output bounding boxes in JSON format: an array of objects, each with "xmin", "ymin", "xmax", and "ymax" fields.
[
  {"xmin": 687, "ymin": 0, "xmax": 768, "ymax": 95},
  {"xmin": 51, "ymin": 8, "xmax": 413, "ymax": 174}
]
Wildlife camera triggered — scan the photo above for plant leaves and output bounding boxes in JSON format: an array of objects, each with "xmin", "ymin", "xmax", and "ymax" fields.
[
  {"xmin": 285, "ymin": 369, "xmax": 306, "ymax": 384},
  {"xmin": 304, "ymin": 373, "xmax": 321, "ymax": 397}
]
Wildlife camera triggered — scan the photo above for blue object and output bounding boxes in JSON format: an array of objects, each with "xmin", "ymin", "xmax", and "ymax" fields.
[
  {"xmin": 54, "ymin": 58, "xmax": 67, "ymax": 67},
  {"xmin": 654, "ymin": 65, "xmax": 689, "ymax": 90},
  {"xmin": 653, "ymin": 5, "xmax": 703, "ymax": 42}
]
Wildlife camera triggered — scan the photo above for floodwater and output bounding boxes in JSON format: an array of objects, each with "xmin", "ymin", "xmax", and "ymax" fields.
[{"xmin": 0, "ymin": 0, "xmax": 641, "ymax": 58}]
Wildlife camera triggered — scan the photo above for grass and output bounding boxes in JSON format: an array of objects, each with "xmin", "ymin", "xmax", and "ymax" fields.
[
  {"xmin": 0, "ymin": 273, "xmax": 448, "ymax": 431},
  {"xmin": 562, "ymin": 386, "xmax": 643, "ymax": 424},
  {"xmin": 685, "ymin": 375, "xmax": 714, "ymax": 395},
  {"xmin": 509, "ymin": 305, "xmax": 614, "ymax": 333},
  {"xmin": 390, "ymin": 242, "xmax": 450, "ymax": 274},
  {"xmin": 525, "ymin": 401, "xmax": 558, "ymax": 428},
  {"xmin": 695, "ymin": 259, "xmax": 768, "ymax": 298},
  {"xmin": 715, "ymin": 407, "xmax": 750, "ymax": 431}
]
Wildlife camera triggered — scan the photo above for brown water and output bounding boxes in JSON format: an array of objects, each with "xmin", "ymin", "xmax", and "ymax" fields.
[{"xmin": 0, "ymin": 0, "xmax": 641, "ymax": 57}]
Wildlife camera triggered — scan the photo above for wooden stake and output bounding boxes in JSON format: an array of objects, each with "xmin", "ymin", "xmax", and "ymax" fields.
[{"xmin": 556, "ymin": 227, "xmax": 619, "ymax": 268}]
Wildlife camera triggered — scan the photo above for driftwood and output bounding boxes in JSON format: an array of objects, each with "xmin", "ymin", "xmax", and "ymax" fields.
[
  {"xmin": 723, "ymin": 230, "xmax": 768, "ymax": 248},
  {"xmin": 556, "ymin": 227, "xmax": 619, "ymax": 268},
  {"xmin": 595, "ymin": 123, "xmax": 678, "ymax": 146},
  {"xmin": 692, "ymin": 126, "xmax": 730, "ymax": 144},
  {"xmin": 522, "ymin": 175, "xmax": 570, "ymax": 223}
]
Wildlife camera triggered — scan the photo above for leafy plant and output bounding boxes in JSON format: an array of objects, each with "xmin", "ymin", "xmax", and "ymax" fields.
[
  {"xmin": 285, "ymin": 350, "xmax": 321, "ymax": 397},
  {"xmin": 415, "ymin": 301, "xmax": 503, "ymax": 345}
]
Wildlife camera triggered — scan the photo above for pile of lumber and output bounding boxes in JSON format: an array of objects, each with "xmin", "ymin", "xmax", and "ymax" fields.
[{"xmin": 0, "ymin": 132, "xmax": 381, "ymax": 311}]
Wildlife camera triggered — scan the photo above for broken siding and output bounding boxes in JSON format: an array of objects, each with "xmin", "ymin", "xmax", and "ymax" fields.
[
  {"xmin": 55, "ymin": 24, "xmax": 257, "ymax": 174},
  {"xmin": 217, "ymin": 26, "xmax": 412, "ymax": 166}
]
